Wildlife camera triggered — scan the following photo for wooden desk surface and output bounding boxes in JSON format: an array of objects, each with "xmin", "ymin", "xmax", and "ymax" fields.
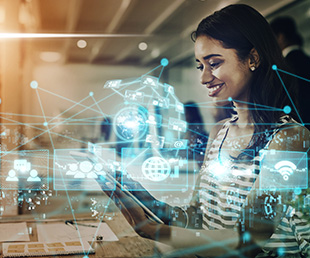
[{"xmin": 0, "ymin": 212, "xmax": 160, "ymax": 258}]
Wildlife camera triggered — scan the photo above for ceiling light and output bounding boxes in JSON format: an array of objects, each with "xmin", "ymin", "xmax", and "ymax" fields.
[
  {"xmin": 39, "ymin": 52, "xmax": 62, "ymax": 62},
  {"xmin": 77, "ymin": 39, "xmax": 87, "ymax": 48},
  {"xmin": 151, "ymin": 49, "xmax": 160, "ymax": 58},
  {"xmin": 138, "ymin": 42, "xmax": 148, "ymax": 51}
]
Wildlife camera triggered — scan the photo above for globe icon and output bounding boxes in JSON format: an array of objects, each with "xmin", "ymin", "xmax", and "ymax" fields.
[
  {"xmin": 142, "ymin": 157, "xmax": 171, "ymax": 182},
  {"xmin": 113, "ymin": 106, "xmax": 148, "ymax": 141}
]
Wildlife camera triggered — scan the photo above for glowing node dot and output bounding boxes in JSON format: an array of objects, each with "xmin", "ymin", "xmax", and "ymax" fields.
[
  {"xmin": 283, "ymin": 105, "xmax": 291, "ymax": 114},
  {"xmin": 294, "ymin": 188, "xmax": 302, "ymax": 195},
  {"xmin": 77, "ymin": 39, "xmax": 87, "ymax": 48},
  {"xmin": 30, "ymin": 81, "xmax": 38, "ymax": 89},
  {"xmin": 89, "ymin": 91, "xmax": 94, "ymax": 96},
  {"xmin": 228, "ymin": 97, "xmax": 232, "ymax": 101},
  {"xmin": 272, "ymin": 64, "xmax": 277, "ymax": 70},
  {"xmin": 277, "ymin": 247, "xmax": 285, "ymax": 256},
  {"xmin": 161, "ymin": 58, "xmax": 169, "ymax": 67},
  {"xmin": 243, "ymin": 231, "xmax": 251, "ymax": 242},
  {"xmin": 138, "ymin": 42, "xmax": 148, "ymax": 51},
  {"xmin": 43, "ymin": 122, "xmax": 48, "ymax": 126},
  {"xmin": 83, "ymin": 256, "xmax": 89, "ymax": 258}
]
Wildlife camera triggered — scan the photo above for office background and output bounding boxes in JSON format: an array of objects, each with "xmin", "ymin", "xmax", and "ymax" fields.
[{"xmin": 0, "ymin": 0, "xmax": 309, "ymax": 216}]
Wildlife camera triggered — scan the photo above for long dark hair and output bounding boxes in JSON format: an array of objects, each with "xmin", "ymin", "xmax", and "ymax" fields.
[{"xmin": 191, "ymin": 4, "xmax": 298, "ymax": 152}]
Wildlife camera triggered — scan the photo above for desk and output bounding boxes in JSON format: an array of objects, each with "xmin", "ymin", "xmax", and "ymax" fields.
[{"xmin": 0, "ymin": 212, "xmax": 159, "ymax": 258}]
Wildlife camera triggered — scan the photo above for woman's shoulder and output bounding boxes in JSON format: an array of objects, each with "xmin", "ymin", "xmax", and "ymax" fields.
[
  {"xmin": 268, "ymin": 116, "xmax": 310, "ymax": 152},
  {"xmin": 209, "ymin": 117, "xmax": 231, "ymax": 138}
]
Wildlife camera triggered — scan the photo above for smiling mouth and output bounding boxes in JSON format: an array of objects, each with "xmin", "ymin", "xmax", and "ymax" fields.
[{"xmin": 208, "ymin": 83, "xmax": 224, "ymax": 96}]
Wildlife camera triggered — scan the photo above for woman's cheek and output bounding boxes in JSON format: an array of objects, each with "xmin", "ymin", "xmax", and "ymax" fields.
[{"xmin": 212, "ymin": 69, "xmax": 223, "ymax": 80}]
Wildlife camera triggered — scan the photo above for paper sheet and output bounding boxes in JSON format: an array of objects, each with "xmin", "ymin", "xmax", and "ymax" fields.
[
  {"xmin": 0, "ymin": 222, "xmax": 30, "ymax": 242},
  {"xmin": 37, "ymin": 222, "xmax": 119, "ymax": 243},
  {"xmin": 2, "ymin": 240, "xmax": 94, "ymax": 257}
]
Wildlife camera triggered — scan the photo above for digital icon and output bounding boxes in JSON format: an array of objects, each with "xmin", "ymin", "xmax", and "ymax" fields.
[
  {"xmin": 173, "ymin": 139, "xmax": 188, "ymax": 149},
  {"xmin": 27, "ymin": 170, "xmax": 41, "ymax": 182},
  {"xmin": 1, "ymin": 150, "xmax": 49, "ymax": 190},
  {"xmin": 142, "ymin": 157, "xmax": 171, "ymax": 182},
  {"xmin": 152, "ymin": 97, "xmax": 169, "ymax": 109},
  {"xmin": 124, "ymin": 90, "xmax": 144, "ymax": 103},
  {"xmin": 175, "ymin": 102, "xmax": 184, "ymax": 113},
  {"xmin": 226, "ymin": 189, "xmax": 239, "ymax": 206},
  {"xmin": 145, "ymin": 135, "xmax": 165, "ymax": 148},
  {"xmin": 6, "ymin": 170, "xmax": 18, "ymax": 181},
  {"xmin": 103, "ymin": 79, "xmax": 122, "ymax": 89},
  {"xmin": 6, "ymin": 160, "xmax": 42, "ymax": 182},
  {"xmin": 164, "ymin": 83, "xmax": 174, "ymax": 94},
  {"xmin": 146, "ymin": 113, "xmax": 162, "ymax": 127},
  {"xmin": 140, "ymin": 75, "xmax": 158, "ymax": 88},
  {"xmin": 14, "ymin": 159, "xmax": 31, "ymax": 172},
  {"xmin": 54, "ymin": 148, "xmax": 116, "ymax": 191},
  {"xmin": 263, "ymin": 194, "xmax": 281, "ymax": 219},
  {"xmin": 167, "ymin": 158, "xmax": 187, "ymax": 179},
  {"xmin": 66, "ymin": 160, "xmax": 106, "ymax": 179},
  {"xmin": 168, "ymin": 118, "xmax": 187, "ymax": 132},
  {"xmin": 259, "ymin": 150, "xmax": 308, "ymax": 190},
  {"xmin": 121, "ymin": 148, "xmax": 189, "ymax": 191},
  {"xmin": 274, "ymin": 160, "xmax": 296, "ymax": 181}
]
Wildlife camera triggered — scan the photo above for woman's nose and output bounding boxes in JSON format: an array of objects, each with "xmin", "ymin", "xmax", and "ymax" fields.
[{"xmin": 200, "ymin": 68, "xmax": 214, "ymax": 85}]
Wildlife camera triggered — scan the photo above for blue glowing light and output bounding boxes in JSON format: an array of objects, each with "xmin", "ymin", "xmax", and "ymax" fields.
[
  {"xmin": 161, "ymin": 58, "xmax": 169, "ymax": 67},
  {"xmin": 243, "ymin": 231, "xmax": 251, "ymax": 242},
  {"xmin": 283, "ymin": 105, "xmax": 291, "ymax": 114},
  {"xmin": 277, "ymin": 247, "xmax": 285, "ymax": 256},
  {"xmin": 294, "ymin": 188, "xmax": 302, "ymax": 195},
  {"xmin": 228, "ymin": 97, "xmax": 232, "ymax": 101},
  {"xmin": 30, "ymin": 81, "xmax": 38, "ymax": 89},
  {"xmin": 89, "ymin": 91, "xmax": 94, "ymax": 96},
  {"xmin": 124, "ymin": 120, "xmax": 139, "ymax": 129},
  {"xmin": 272, "ymin": 64, "xmax": 277, "ymax": 70},
  {"xmin": 43, "ymin": 122, "xmax": 48, "ymax": 126}
]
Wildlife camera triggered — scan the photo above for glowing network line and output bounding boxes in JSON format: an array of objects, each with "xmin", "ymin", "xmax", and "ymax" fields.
[{"xmin": 0, "ymin": 59, "xmax": 309, "ymax": 257}]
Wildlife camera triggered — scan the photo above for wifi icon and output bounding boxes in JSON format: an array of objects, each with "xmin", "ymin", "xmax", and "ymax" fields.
[{"xmin": 274, "ymin": 160, "xmax": 297, "ymax": 181}]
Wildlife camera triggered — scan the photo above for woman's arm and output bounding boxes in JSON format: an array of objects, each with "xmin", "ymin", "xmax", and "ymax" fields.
[
  {"xmin": 111, "ymin": 182, "xmax": 240, "ymax": 257},
  {"xmin": 240, "ymin": 124, "xmax": 310, "ymax": 249}
]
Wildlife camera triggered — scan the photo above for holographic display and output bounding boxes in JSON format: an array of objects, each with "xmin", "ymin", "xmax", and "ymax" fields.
[
  {"xmin": 121, "ymin": 148, "xmax": 188, "ymax": 191},
  {"xmin": 0, "ymin": 150, "xmax": 49, "ymax": 190},
  {"xmin": 259, "ymin": 150, "xmax": 308, "ymax": 190}
]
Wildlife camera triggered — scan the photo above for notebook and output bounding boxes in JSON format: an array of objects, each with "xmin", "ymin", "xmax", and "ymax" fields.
[{"xmin": 2, "ymin": 241, "xmax": 95, "ymax": 257}]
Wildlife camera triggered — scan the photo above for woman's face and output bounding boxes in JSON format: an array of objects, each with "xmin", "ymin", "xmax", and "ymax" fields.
[{"xmin": 195, "ymin": 35, "xmax": 253, "ymax": 105}]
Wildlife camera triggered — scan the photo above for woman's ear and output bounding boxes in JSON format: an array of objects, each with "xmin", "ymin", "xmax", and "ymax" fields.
[{"xmin": 248, "ymin": 48, "xmax": 260, "ymax": 71}]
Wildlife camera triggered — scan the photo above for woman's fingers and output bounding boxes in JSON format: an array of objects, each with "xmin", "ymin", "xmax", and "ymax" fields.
[{"xmin": 112, "ymin": 194, "xmax": 136, "ymax": 227}]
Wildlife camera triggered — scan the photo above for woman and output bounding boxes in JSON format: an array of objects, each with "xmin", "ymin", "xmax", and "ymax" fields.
[{"xmin": 106, "ymin": 4, "xmax": 310, "ymax": 257}]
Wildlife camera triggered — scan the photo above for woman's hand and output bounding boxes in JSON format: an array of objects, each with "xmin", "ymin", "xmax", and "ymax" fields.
[
  {"xmin": 113, "ymin": 170, "xmax": 173, "ymax": 224},
  {"xmin": 105, "ymin": 181, "xmax": 165, "ymax": 240}
]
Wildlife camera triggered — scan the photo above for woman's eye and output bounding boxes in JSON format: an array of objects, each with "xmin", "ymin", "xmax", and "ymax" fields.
[
  {"xmin": 209, "ymin": 62, "xmax": 220, "ymax": 69},
  {"xmin": 196, "ymin": 65, "xmax": 203, "ymax": 71}
]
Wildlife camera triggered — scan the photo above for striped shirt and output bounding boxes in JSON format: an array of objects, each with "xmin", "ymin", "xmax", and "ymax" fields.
[{"xmin": 191, "ymin": 115, "xmax": 310, "ymax": 257}]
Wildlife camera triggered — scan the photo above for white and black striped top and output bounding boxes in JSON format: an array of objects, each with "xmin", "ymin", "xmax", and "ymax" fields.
[{"xmin": 191, "ymin": 115, "xmax": 310, "ymax": 257}]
